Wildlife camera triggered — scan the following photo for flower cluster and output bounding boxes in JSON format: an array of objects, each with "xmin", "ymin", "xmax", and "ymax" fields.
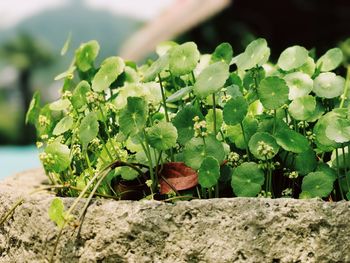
[
  {"xmin": 39, "ymin": 152, "xmax": 55, "ymax": 167},
  {"xmin": 257, "ymin": 141, "xmax": 274, "ymax": 158},
  {"xmin": 38, "ymin": 115, "xmax": 50, "ymax": 127},
  {"xmin": 227, "ymin": 151, "xmax": 242, "ymax": 167},
  {"xmin": 193, "ymin": 116, "xmax": 208, "ymax": 137}
]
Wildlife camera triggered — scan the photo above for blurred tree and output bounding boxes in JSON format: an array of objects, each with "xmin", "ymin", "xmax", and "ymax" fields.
[{"xmin": 0, "ymin": 33, "xmax": 54, "ymax": 144}]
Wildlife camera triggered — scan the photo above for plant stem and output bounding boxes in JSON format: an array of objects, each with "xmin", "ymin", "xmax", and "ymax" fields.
[
  {"xmin": 335, "ymin": 148, "xmax": 345, "ymax": 200},
  {"xmin": 98, "ymin": 135, "xmax": 115, "ymax": 161},
  {"xmin": 164, "ymin": 195, "xmax": 195, "ymax": 202},
  {"xmin": 142, "ymin": 129, "xmax": 157, "ymax": 191},
  {"xmin": 341, "ymin": 144, "xmax": 350, "ymax": 192},
  {"xmin": 158, "ymin": 74, "xmax": 174, "ymax": 161},
  {"xmin": 284, "ymin": 108, "xmax": 289, "ymax": 125},
  {"xmin": 273, "ymin": 109, "xmax": 277, "ymax": 134},
  {"xmin": 212, "ymin": 93, "xmax": 217, "ymax": 135},
  {"xmin": 240, "ymin": 121, "xmax": 251, "ymax": 161},
  {"xmin": 158, "ymin": 74, "xmax": 170, "ymax": 122},
  {"xmin": 191, "ymin": 70, "xmax": 196, "ymax": 86},
  {"xmin": 196, "ymin": 186, "xmax": 202, "ymax": 199},
  {"xmin": 212, "ymin": 93, "xmax": 220, "ymax": 198},
  {"xmin": 339, "ymin": 66, "xmax": 350, "ymax": 108}
]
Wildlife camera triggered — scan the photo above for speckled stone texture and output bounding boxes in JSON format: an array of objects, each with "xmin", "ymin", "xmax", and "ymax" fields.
[{"xmin": 1, "ymin": 169, "xmax": 350, "ymax": 263}]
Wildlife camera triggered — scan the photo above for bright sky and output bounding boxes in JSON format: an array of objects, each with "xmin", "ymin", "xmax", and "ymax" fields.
[{"xmin": 0, "ymin": 0, "xmax": 175, "ymax": 29}]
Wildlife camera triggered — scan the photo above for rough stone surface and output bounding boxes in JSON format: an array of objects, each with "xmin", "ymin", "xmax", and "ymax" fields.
[{"xmin": 1, "ymin": 170, "xmax": 350, "ymax": 262}]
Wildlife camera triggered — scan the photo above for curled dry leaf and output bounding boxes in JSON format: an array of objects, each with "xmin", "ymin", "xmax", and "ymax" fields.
[{"xmin": 159, "ymin": 162, "xmax": 198, "ymax": 194}]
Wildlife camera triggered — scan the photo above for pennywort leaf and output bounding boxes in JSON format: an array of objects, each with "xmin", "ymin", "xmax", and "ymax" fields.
[
  {"xmin": 48, "ymin": 198, "xmax": 65, "ymax": 229},
  {"xmin": 169, "ymin": 42, "xmax": 200, "ymax": 76},
  {"xmin": 79, "ymin": 112, "xmax": 99, "ymax": 149},
  {"xmin": 193, "ymin": 61, "xmax": 229, "ymax": 98},
  {"xmin": 231, "ymin": 162, "xmax": 265, "ymax": 197},
  {"xmin": 277, "ymin": 45, "xmax": 308, "ymax": 71},
  {"xmin": 316, "ymin": 48, "xmax": 343, "ymax": 72},
  {"xmin": 147, "ymin": 122, "xmax": 178, "ymax": 151},
  {"xmin": 75, "ymin": 40, "xmax": 100, "ymax": 72},
  {"xmin": 92, "ymin": 56, "xmax": 125, "ymax": 92},
  {"xmin": 198, "ymin": 156, "xmax": 220, "ymax": 188}
]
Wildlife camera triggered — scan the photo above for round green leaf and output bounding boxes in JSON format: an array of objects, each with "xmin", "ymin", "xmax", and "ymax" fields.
[
  {"xmin": 48, "ymin": 198, "xmax": 65, "ymax": 229},
  {"xmin": 119, "ymin": 97, "xmax": 148, "ymax": 136},
  {"xmin": 314, "ymin": 111, "xmax": 340, "ymax": 149},
  {"xmin": 288, "ymin": 95, "xmax": 316, "ymax": 121},
  {"xmin": 248, "ymin": 132, "xmax": 279, "ymax": 160},
  {"xmin": 143, "ymin": 54, "xmax": 169, "ymax": 82},
  {"xmin": 325, "ymin": 110, "xmax": 350, "ymax": 143},
  {"xmin": 301, "ymin": 171, "xmax": 334, "ymax": 198},
  {"xmin": 156, "ymin": 41, "xmax": 178, "ymax": 57},
  {"xmin": 147, "ymin": 122, "xmax": 178, "ymax": 151},
  {"xmin": 53, "ymin": 116, "xmax": 73, "ymax": 136},
  {"xmin": 316, "ymin": 163, "xmax": 337, "ymax": 181},
  {"xmin": 258, "ymin": 76, "xmax": 289, "ymax": 110},
  {"xmin": 50, "ymin": 99, "xmax": 71, "ymax": 111},
  {"xmin": 44, "ymin": 142, "xmax": 70, "ymax": 173},
  {"xmin": 316, "ymin": 48, "xmax": 343, "ymax": 72},
  {"xmin": 298, "ymin": 57, "xmax": 316, "ymax": 76},
  {"xmin": 71, "ymin": 80, "xmax": 91, "ymax": 110},
  {"xmin": 231, "ymin": 162, "xmax": 265, "ymax": 197},
  {"xmin": 193, "ymin": 62, "xmax": 229, "ymax": 98},
  {"xmin": 313, "ymin": 72, "xmax": 345, "ymax": 99},
  {"xmin": 198, "ymin": 156, "xmax": 220, "ymax": 188},
  {"xmin": 277, "ymin": 45, "xmax": 308, "ymax": 71},
  {"xmin": 223, "ymin": 96, "xmax": 248, "ymax": 125},
  {"xmin": 235, "ymin": 38, "xmax": 270, "ymax": 70},
  {"xmin": 169, "ymin": 42, "xmax": 200, "ymax": 76},
  {"xmin": 75, "ymin": 40, "xmax": 100, "ymax": 72},
  {"xmin": 275, "ymin": 129, "xmax": 309, "ymax": 153},
  {"xmin": 79, "ymin": 112, "xmax": 99, "ymax": 149},
  {"xmin": 294, "ymin": 148, "xmax": 317, "ymax": 175},
  {"xmin": 172, "ymin": 105, "xmax": 203, "ymax": 145},
  {"xmin": 284, "ymin": 72, "xmax": 313, "ymax": 100},
  {"xmin": 206, "ymin": 109, "xmax": 223, "ymax": 134},
  {"xmin": 183, "ymin": 135, "xmax": 225, "ymax": 170},
  {"xmin": 92, "ymin": 56, "xmax": 125, "ymax": 92},
  {"xmin": 211, "ymin": 42, "xmax": 233, "ymax": 64}
]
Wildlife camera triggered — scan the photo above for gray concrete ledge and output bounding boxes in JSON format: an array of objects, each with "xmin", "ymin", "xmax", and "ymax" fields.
[{"xmin": 1, "ymin": 169, "xmax": 350, "ymax": 262}]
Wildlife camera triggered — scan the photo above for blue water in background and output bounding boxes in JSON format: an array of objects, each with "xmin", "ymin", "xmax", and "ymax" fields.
[{"xmin": 0, "ymin": 146, "xmax": 40, "ymax": 180}]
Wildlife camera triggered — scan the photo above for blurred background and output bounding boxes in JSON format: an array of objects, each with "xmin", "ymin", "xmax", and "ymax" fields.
[{"xmin": 0, "ymin": 0, "xmax": 349, "ymax": 178}]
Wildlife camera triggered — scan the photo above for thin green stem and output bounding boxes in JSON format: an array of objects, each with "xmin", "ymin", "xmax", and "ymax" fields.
[
  {"xmin": 196, "ymin": 186, "xmax": 202, "ymax": 199},
  {"xmin": 142, "ymin": 129, "xmax": 157, "ymax": 191},
  {"xmin": 335, "ymin": 148, "xmax": 345, "ymax": 200},
  {"xmin": 191, "ymin": 71, "xmax": 196, "ymax": 84},
  {"xmin": 273, "ymin": 109, "xmax": 277, "ymax": 135},
  {"xmin": 339, "ymin": 66, "xmax": 350, "ymax": 108},
  {"xmin": 212, "ymin": 93, "xmax": 217, "ymax": 135},
  {"xmin": 158, "ymin": 74, "xmax": 174, "ymax": 161},
  {"xmin": 240, "ymin": 121, "xmax": 251, "ymax": 161},
  {"xmin": 158, "ymin": 74, "xmax": 170, "ymax": 122},
  {"xmin": 341, "ymin": 144, "xmax": 350, "ymax": 192},
  {"xmin": 284, "ymin": 108, "xmax": 289, "ymax": 125},
  {"xmin": 98, "ymin": 135, "xmax": 115, "ymax": 161}
]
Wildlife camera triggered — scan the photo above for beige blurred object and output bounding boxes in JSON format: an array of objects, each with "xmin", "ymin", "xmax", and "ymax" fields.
[{"xmin": 120, "ymin": 0, "xmax": 231, "ymax": 61}]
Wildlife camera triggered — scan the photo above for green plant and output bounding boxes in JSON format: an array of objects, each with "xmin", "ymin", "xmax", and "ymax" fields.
[
  {"xmin": 18, "ymin": 37, "xmax": 350, "ymax": 261},
  {"xmin": 26, "ymin": 38, "xmax": 350, "ymax": 202}
]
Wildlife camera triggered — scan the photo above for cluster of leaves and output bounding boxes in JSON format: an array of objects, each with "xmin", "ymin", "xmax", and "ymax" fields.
[{"xmin": 27, "ymin": 38, "xmax": 350, "ymax": 204}]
